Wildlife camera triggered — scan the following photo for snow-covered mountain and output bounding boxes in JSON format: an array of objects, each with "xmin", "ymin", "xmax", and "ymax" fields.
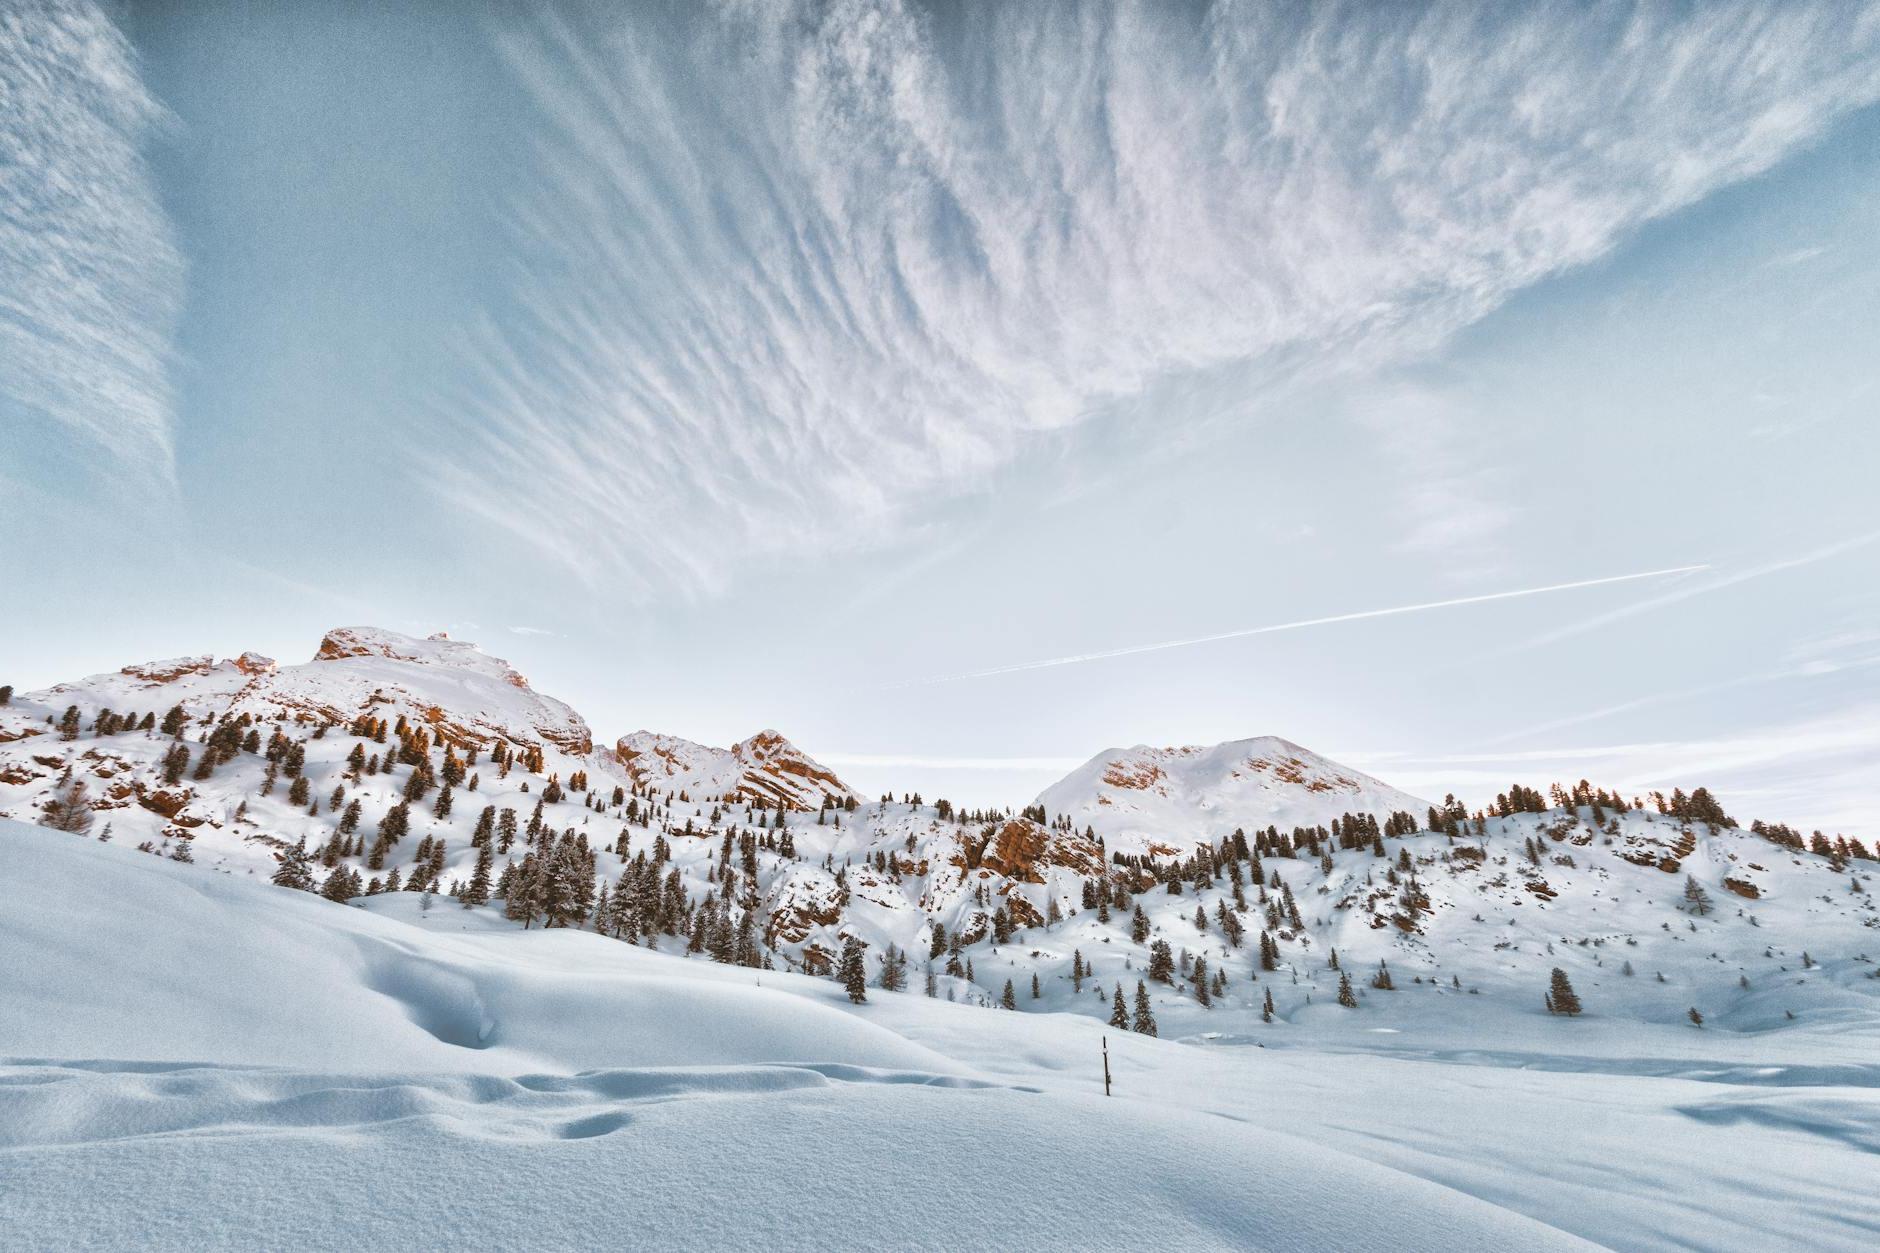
[
  {"xmin": 615, "ymin": 728, "xmax": 858, "ymax": 811},
  {"xmin": 4, "ymin": 626, "xmax": 593, "ymax": 758},
  {"xmin": 9, "ymin": 626, "xmax": 1880, "ymax": 1248},
  {"xmin": 4, "ymin": 625, "xmax": 1877, "ymax": 1030},
  {"xmin": 1037, "ymin": 735, "xmax": 1431, "ymax": 854}
]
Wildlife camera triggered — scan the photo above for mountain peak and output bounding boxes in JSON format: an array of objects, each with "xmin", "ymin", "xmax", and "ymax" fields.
[
  {"xmin": 618, "ymin": 729, "xmax": 855, "ymax": 811},
  {"xmin": 311, "ymin": 626, "xmax": 534, "ymax": 691},
  {"xmin": 1038, "ymin": 734, "xmax": 1428, "ymax": 854}
]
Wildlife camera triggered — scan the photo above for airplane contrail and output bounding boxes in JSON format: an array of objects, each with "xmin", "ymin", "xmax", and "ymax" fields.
[{"xmin": 887, "ymin": 563, "xmax": 1710, "ymax": 688}]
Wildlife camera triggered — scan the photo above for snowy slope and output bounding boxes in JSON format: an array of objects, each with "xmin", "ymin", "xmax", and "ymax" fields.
[
  {"xmin": 1036, "ymin": 735, "xmax": 1431, "ymax": 853},
  {"xmin": 0, "ymin": 820, "xmax": 1602, "ymax": 1253}
]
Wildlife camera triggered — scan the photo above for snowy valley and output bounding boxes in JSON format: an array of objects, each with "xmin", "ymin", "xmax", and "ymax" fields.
[{"xmin": 5, "ymin": 627, "xmax": 1880, "ymax": 1250}]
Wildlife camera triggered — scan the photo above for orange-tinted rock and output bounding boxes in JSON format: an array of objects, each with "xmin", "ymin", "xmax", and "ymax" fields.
[
  {"xmin": 120, "ymin": 657, "xmax": 217, "ymax": 684},
  {"xmin": 135, "ymin": 784, "xmax": 192, "ymax": 818},
  {"xmin": 1102, "ymin": 761, "xmax": 1164, "ymax": 790},
  {"xmin": 974, "ymin": 818, "xmax": 1107, "ymax": 884},
  {"xmin": 1002, "ymin": 893, "xmax": 1043, "ymax": 930}
]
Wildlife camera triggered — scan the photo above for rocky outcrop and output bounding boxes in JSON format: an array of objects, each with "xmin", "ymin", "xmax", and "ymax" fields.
[
  {"xmin": 971, "ymin": 818, "xmax": 1105, "ymax": 884},
  {"xmin": 765, "ymin": 866, "xmax": 845, "ymax": 946},
  {"xmin": 120, "ymin": 656, "xmax": 218, "ymax": 684}
]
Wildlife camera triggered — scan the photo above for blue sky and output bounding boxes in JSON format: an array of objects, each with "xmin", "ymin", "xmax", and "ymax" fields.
[{"xmin": 4, "ymin": 0, "xmax": 1879, "ymax": 830}]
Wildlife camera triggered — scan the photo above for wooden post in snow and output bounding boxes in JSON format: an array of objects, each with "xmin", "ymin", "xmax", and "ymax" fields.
[{"xmin": 1102, "ymin": 1035, "xmax": 1112, "ymax": 1097}]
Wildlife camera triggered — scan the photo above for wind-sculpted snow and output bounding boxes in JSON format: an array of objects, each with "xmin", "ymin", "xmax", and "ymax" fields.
[
  {"xmin": 1, "ymin": 821, "xmax": 1600, "ymax": 1252},
  {"xmin": 11, "ymin": 819, "xmax": 1880, "ymax": 1249}
]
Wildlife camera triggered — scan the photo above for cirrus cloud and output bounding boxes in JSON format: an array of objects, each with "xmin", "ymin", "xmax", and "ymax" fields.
[{"xmin": 434, "ymin": 0, "xmax": 1880, "ymax": 597}]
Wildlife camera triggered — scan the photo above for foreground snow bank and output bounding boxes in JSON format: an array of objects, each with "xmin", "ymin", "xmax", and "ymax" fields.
[
  {"xmin": 1, "ymin": 821, "xmax": 1587, "ymax": 1251},
  {"xmin": 17, "ymin": 819, "xmax": 1880, "ymax": 1250}
]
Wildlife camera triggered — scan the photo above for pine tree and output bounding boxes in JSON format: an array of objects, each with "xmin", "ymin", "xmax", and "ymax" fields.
[
  {"xmin": 1147, "ymin": 939, "xmax": 1174, "ymax": 984},
  {"xmin": 1687, "ymin": 1006, "xmax": 1704, "ymax": 1027},
  {"xmin": 271, "ymin": 839, "xmax": 315, "ymax": 891},
  {"xmin": 839, "ymin": 936, "xmax": 869, "ymax": 1004},
  {"xmin": 1001, "ymin": 979, "xmax": 1017, "ymax": 1010},
  {"xmin": 1546, "ymin": 967, "xmax": 1583, "ymax": 1016},
  {"xmin": 170, "ymin": 835, "xmax": 194, "ymax": 863},
  {"xmin": 463, "ymin": 843, "xmax": 494, "ymax": 906},
  {"xmin": 1109, "ymin": 985, "xmax": 1130, "ymax": 1028},
  {"xmin": 1337, "ymin": 971, "xmax": 1358, "ymax": 1008},
  {"xmin": 1131, "ymin": 981, "xmax": 1158, "ymax": 1037},
  {"xmin": 1262, "ymin": 986, "xmax": 1275, "ymax": 1023},
  {"xmin": 877, "ymin": 944, "xmax": 908, "ymax": 992}
]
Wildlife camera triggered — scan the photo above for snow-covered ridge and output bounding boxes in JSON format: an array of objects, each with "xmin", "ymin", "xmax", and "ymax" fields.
[
  {"xmin": 616, "ymin": 727, "xmax": 858, "ymax": 811},
  {"xmin": 1037, "ymin": 734, "xmax": 1431, "ymax": 854},
  {"xmin": 10, "ymin": 626, "xmax": 594, "ymax": 759}
]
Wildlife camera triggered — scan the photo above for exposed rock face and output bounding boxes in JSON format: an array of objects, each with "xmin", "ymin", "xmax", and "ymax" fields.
[
  {"xmin": 135, "ymin": 784, "xmax": 192, "ymax": 818},
  {"xmin": 765, "ymin": 866, "xmax": 845, "ymax": 945},
  {"xmin": 974, "ymin": 818, "xmax": 1104, "ymax": 884},
  {"xmin": 120, "ymin": 657, "xmax": 218, "ymax": 684}
]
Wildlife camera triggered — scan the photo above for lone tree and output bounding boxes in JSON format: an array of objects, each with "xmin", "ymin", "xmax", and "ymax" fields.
[
  {"xmin": 1337, "ymin": 971, "xmax": 1358, "ymax": 1008},
  {"xmin": 877, "ymin": 944, "xmax": 908, "ymax": 992},
  {"xmin": 1109, "ymin": 985, "xmax": 1129, "ymax": 1028},
  {"xmin": 1688, "ymin": 1007, "xmax": 1704, "ymax": 1027},
  {"xmin": 1683, "ymin": 875, "xmax": 1714, "ymax": 917},
  {"xmin": 838, "ymin": 936, "xmax": 868, "ymax": 1004},
  {"xmin": 41, "ymin": 778, "xmax": 93, "ymax": 835},
  {"xmin": 1545, "ymin": 967, "xmax": 1583, "ymax": 1016},
  {"xmin": 1000, "ymin": 979, "xmax": 1017, "ymax": 1010}
]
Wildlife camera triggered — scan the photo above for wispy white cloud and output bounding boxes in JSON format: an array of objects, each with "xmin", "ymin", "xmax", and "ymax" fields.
[
  {"xmin": 0, "ymin": 0, "xmax": 181, "ymax": 477},
  {"xmin": 891, "ymin": 564, "xmax": 1708, "ymax": 687},
  {"xmin": 435, "ymin": 0, "xmax": 1880, "ymax": 597},
  {"xmin": 508, "ymin": 626, "xmax": 557, "ymax": 637}
]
